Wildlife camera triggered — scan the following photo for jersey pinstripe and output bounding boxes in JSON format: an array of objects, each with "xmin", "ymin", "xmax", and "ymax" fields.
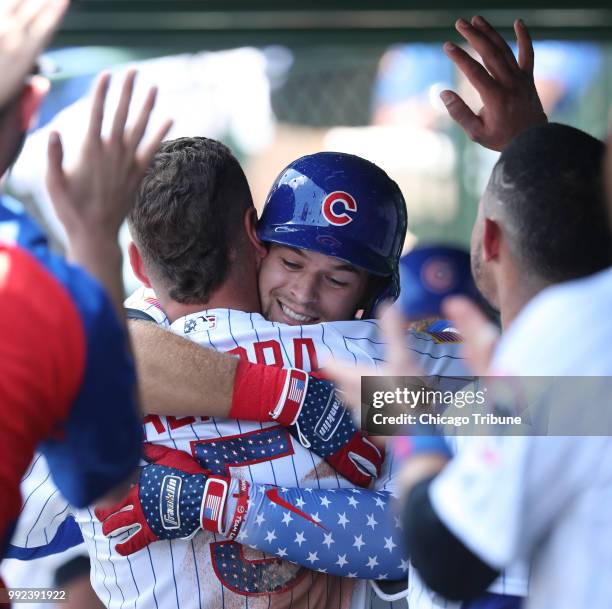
[{"xmin": 13, "ymin": 288, "xmax": 469, "ymax": 609}]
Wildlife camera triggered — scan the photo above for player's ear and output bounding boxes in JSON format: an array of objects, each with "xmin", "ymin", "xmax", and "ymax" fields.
[
  {"xmin": 18, "ymin": 76, "xmax": 49, "ymax": 132},
  {"xmin": 482, "ymin": 218, "xmax": 502, "ymax": 262},
  {"xmin": 128, "ymin": 242, "xmax": 153, "ymax": 288},
  {"xmin": 243, "ymin": 207, "xmax": 267, "ymax": 259}
]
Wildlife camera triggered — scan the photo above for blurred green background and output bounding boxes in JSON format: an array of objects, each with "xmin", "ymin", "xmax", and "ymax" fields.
[{"xmin": 15, "ymin": 1, "xmax": 612, "ymax": 259}]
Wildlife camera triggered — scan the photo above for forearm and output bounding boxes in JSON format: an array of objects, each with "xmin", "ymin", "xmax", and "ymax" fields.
[
  {"xmin": 128, "ymin": 320, "xmax": 237, "ymax": 416},
  {"xmin": 402, "ymin": 477, "xmax": 499, "ymax": 600},
  {"xmin": 235, "ymin": 485, "xmax": 408, "ymax": 580},
  {"xmin": 67, "ymin": 236, "xmax": 125, "ymax": 321}
]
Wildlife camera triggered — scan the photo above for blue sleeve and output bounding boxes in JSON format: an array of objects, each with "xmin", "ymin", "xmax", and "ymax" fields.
[
  {"xmin": 1, "ymin": 195, "xmax": 143, "ymax": 508},
  {"xmin": 5, "ymin": 517, "xmax": 84, "ymax": 560},
  {"xmin": 238, "ymin": 485, "xmax": 408, "ymax": 580},
  {"xmin": 38, "ymin": 255, "xmax": 142, "ymax": 507}
]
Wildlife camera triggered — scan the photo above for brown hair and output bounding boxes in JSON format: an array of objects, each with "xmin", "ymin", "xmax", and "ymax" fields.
[{"xmin": 128, "ymin": 137, "xmax": 253, "ymax": 303}]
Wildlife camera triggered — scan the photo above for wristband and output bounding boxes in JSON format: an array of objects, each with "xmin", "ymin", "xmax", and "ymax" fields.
[
  {"xmin": 226, "ymin": 479, "xmax": 250, "ymax": 540},
  {"xmin": 229, "ymin": 359, "xmax": 287, "ymax": 422}
]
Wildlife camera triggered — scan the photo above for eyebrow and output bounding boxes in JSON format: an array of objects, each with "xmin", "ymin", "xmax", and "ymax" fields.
[{"xmin": 285, "ymin": 247, "xmax": 361, "ymax": 274}]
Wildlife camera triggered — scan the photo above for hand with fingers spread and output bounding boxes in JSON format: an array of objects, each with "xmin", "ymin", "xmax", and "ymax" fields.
[
  {"xmin": 0, "ymin": 0, "xmax": 68, "ymax": 109},
  {"xmin": 46, "ymin": 70, "xmax": 172, "ymax": 314},
  {"xmin": 441, "ymin": 16, "xmax": 547, "ymax": 151}
]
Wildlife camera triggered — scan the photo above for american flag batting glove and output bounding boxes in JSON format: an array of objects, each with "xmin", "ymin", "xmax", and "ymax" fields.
[
  {"xmin": 95, "ymin": 444, "xmax": 239, "ymax": 556},
  {"xmin": 271, "ymin": 370, "xmax": 385, "ymax": 488}
]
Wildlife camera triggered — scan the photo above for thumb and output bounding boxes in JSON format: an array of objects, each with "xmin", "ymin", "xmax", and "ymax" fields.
[{"xmin": 442, "ymin": 296, "xmax": 499, "ymax": 374}]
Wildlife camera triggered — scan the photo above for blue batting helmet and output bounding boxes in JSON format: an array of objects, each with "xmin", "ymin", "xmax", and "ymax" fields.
[
  {"xmin": 257, "ymin": 152, "xmax": 408, "ymax": 312},
  {"xmin": 397, "ymin": 244, "xmax": 479, "ymax": 320}
]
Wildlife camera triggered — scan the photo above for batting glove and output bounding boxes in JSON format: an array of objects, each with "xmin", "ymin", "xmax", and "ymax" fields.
[
  {"xmin": 230, "ymin": 360, "xmax": 384, "ymax": 487},
  {"xmin": 95, "ymin": 444, "xmax": 246, "ymax": 556}
]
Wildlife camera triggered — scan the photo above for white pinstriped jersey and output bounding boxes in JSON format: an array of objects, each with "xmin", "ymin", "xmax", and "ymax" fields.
[{"xmin": 13, "ymin": 288, "xmax": 469, "ymax": 609}]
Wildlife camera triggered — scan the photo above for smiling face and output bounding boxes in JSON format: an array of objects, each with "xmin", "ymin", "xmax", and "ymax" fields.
[{"xmin": 258, "ymin": 244, "xmax": 371, "ymax": 325}]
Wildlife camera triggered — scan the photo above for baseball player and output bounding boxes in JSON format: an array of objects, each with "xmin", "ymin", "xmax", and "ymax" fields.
[
  {"xmin": 417, "ymin": 130, "xmax": 612, "ymax": 609},
  {"xmin": 332, "ymin": 32, "xmax": 611, "ymax": 609},
  {"xmin": 10, "ymin": 142, "xmax": 469, "ymax": 609},
  {"xmin": 0, "ymin": 0, "xmax": 171, "ymax": 562}
]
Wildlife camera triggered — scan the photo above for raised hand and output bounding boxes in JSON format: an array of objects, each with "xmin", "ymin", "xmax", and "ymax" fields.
[
  {"xmin": 46, "ymin": 70, "xmax": 172, "ymax": 313},
  {"xmin": 0, "ymin": 0, "xmax": 68, "ymax": 109},
  {"xmin": 440, "ymin": 16, "xmax": 547, "ymax": 151}
]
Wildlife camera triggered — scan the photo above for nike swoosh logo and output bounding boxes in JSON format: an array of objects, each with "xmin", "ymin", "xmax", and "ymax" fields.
[{"xmin": 265, "ymin": 488, "xmax": 326, "ymax": 529}]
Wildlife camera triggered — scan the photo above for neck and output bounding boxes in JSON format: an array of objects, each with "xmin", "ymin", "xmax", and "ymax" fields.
[
  {"xmin": 161, "ymin": 288, "xmax": 261, "ymax": 323},
  {"xmin": 155, "ymin": 269, "xmax": 262, "ymax": 324},
  {"xmin": 497, "ymin": 267, "xmax": 549, "ymax": 330}
]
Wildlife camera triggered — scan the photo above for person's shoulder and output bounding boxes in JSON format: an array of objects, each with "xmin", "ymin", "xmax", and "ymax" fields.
[
  {"xmin": 495, "ymin": 268, "xmax": 612, "ymax": 373},
  {"xmin": 319, "ymin": 318, "xmax": 384, "ymax": 342},
  {"xmin": 509, "ymin": 268, "xmax": 612, "ymax": 337},
  {"xmin": 535, "ymin": 268, "xmax": 612, "ymax": 308},
  {"xmin": 0, "ymin": 196, "xmax": 48, "ymax": 251}
]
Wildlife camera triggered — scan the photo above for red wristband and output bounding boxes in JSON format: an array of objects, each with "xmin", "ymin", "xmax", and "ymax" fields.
[
  {"xmin": 229, "ymin": 359, "xmax": 308, "ymax": 426},
  {"xmin": 226, "ymin": 479, "xmax": 250, "ymax": 540},
  {"xmin": 229, "ymin": 359, "xmax": 287, "ymax": 422}
]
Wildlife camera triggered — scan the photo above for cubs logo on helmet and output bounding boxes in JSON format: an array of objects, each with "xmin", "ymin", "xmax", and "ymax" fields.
[
  {"xmin": 321, "ymin": 191, "xmax": 357, "ymax": 226},
  {"xmin": 398, "ymin": 244, "xmax": 479, "ymax": 320},
  {"xmin": 256, "ymin": 152, "xmax": 408, "ymax": 313},
  {"xmin": 421, "ymin": 257, "xmax": 458, "ymax": 294}
]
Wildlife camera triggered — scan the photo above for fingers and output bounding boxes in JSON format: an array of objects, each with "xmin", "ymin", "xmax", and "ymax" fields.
[
  {"xmin": 16, "ymin": 0, "xmax": 53, "ymax": 29},
  {"xmin": 126, "ymin": 85, "xmax": 157, "ymax": 153},
  {"xmin": 442, "ymin": 296, "xmax": 499, "ymax": 375},
  {"xmin": 86, "ymin": 71, "xmax": 111, "ymax": 142},
  {"xmin": 142, "ymin": 442, "xmax": 172, "ymax": 463},
  {"xmin": 99, "ymin": 507, "xmax": 138, "ymax": 537},
  {"xmin": 443, "ymin": 41, "xmax": 496, "ymax": 98},
  {"xmin": 455, "ymin": 18, "xmax": 517, "ymax": 85},
  {"xmin": 142, "ymin": 443, "xmax": 204, "ymax": 474},
  {"xmin": 379, "ymin": 305, "xmax": 417, "ymax": 376},
  {"xmin": 110, "ymin": 69, "xmax": 137, "ymax": 145},
  {"xmin": 324, "ymin": 361, "xmax": 364, "ymax": 410},
  {"xmin": 95, "ymin": 500, "xmax": 133, "ymax": 523},
  {"xmin": 114, "ymin": 532, "xmax": 148, "ymax": 557},
  {"xmin": 4, "ymin": 0, "xmax": 23, "ymax": 17},
  {"xmin": 25, "ymin": 0, "xmax": 69, "ymax": 41},
  {"xmin": 46, "ymin": 130, "xmax": 65, "ymax": 193},
  {"xmin": 136, "ymin": 117, "xmax": 173, "ymax": 171},
  {"xmin": 439, "ymin": 89, "xmax": 484, "ymax": 143},
  {"xmin": 514, "ymin": 18, "xmax": 534, "ymax": 73},
  {"xmin": 471, "ymin": 15, "xmax": 518, "ymax": 70}
]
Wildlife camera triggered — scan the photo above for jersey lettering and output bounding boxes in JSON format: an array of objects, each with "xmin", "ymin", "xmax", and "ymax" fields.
[
  {"xmin": 210, "ymin": 540, "xmax": 307, "ymax": 595},
  {"xmin": 143, "ymin": 415, "xmax": 209, "ymax": 435},
  {"xmin": 293, "ymin": 337, "xmax": 319, "ymax": 370},
  {"xmin": 190, "ymin": 426, "xmax": 293, "ymax": 476},
  {"xmin": 254, "ymin": 340, "xmax": 283, "ymax": 367}
]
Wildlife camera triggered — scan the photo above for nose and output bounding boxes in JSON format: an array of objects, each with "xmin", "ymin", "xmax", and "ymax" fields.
[{"xmin": 290, "ymin": 273, "xmax": 319, "ymax": 305}]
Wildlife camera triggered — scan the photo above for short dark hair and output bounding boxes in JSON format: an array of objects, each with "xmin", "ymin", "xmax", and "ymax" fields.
[
  {"xmin": 128, "ymin": 136, "xmax": 253, "ymax": 303},
  {"xmin": 487, "ymin": 123, "xmax": 611, "ymax": 283}
]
